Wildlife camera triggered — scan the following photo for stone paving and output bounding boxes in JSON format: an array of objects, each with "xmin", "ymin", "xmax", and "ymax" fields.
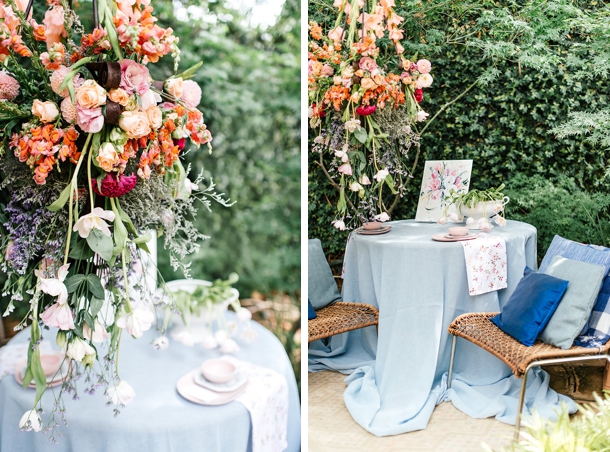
[{"xmin": 309, "ymin": 371, "xmax": 515, "ymax": 452}]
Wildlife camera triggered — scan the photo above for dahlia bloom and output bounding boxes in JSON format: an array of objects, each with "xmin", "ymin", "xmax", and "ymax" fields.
[{"xmin": 0, "ymin": 71, "xmax": 19, "ymax": 100}]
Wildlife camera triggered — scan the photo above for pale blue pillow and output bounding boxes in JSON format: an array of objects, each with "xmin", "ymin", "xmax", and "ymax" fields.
[
  {"xmin": 308, "ymin": 239, "xmax": 342, "ymax": 310},
  {"xmin": 539, "ymin": 256, "xmax": 606, "ymax": 349}
]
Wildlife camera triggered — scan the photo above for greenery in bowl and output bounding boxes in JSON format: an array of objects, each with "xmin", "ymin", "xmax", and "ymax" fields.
[{"xmin": 441, "ymin": 184, "xmax": 508, "ymax": 230}]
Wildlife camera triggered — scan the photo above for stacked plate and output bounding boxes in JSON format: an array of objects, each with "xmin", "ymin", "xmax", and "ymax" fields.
[
  {"xmin": 431, "ymin": 233, "xmax": 477, "ymax": 242},
  {"xmin": 177, "ymin": 366, "xmax": 249, "ymax": 406},
  {"xmin": 14, "ymin": 352, "xmax": 71, "ymax": 388},
  {"xmin": 356, "ymin": 226, "xmax": 392, "ymax": 235}
]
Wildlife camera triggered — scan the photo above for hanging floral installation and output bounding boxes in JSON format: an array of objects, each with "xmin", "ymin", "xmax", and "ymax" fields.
[
  {"xmin": 0, "ymin": 0, "xmax": 232, "ymax": 437},
  {"xmin": 308, "ymin": 0, "xmax": 433, "ymax": 229}
]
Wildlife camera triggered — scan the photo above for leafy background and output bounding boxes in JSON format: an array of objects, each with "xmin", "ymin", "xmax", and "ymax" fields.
[{"xmin": 309, "ymin": 0, "xmax": 610, "ymax": 267}]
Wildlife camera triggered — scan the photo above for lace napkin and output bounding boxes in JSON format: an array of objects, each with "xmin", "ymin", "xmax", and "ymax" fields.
[
  {"xmin": 223, "ymin": 356, "xmax": 289, "ymax": 452},
  {"xmin": 461, "ymin": 235, "xmax": 508, "ymax": 296},
  {"xmin": 0, "ymin": 340, "xmax": 54, "ymax": 380}
]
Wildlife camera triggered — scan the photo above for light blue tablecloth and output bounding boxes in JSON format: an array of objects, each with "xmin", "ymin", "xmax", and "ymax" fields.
[
  {"xmin": 0, "ymin": 312, "xmax": 300, "ymax": 451},
  {"xmin": 309, "ymin": 220, "xmax": 576, "ymax": 437}
]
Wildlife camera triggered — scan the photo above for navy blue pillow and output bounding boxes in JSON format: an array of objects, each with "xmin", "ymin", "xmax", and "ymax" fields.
[
  {"xmin": 308, "ymin": 300, "xmax": 317, "ymax": 320},
  {"xmin": 491, "ymin": 267, "xmax": 569, "ymax": 346}
]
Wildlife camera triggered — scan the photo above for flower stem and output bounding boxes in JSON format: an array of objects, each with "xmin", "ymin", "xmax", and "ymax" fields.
[
  {"xmin": 121, "ymin": 249, "xmax": 133, "ymax": 313},
  {"xmin": 64, "ymin": 133, "xmax": 92, "ymax": 266},
  {"xmin": 87, "ymin": 139, "xmax": 96, "ymax": 212},
  {"xmin": 115, "ymin": 328, "xmax": 122, "ymax": 377}
]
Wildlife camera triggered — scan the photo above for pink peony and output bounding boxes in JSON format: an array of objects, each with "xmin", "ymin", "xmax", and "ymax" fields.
[
  {"xmin": 77, "ymin": 106, "xmax": 104, "ymax": 133},
  {"xmin": 41, "ymin": 302, "xmax": 75, "ymax": 330},
  {"xmin": 119, "ymin": 59, "xmax": 151, "ymax": 96},
  {"xmin": 359, "ymin": 57, "xmax": 378, "ymax": 72},
  {"xmin": 416, "ymin": 59, "xmax": 432, "ymax": 74},
  {"xmin": 321, "ymin": 64, "xmax": 334, "ymax": 77},
  {"xmin": 179, "ymin": 80, "xmax": 202, "ymax": 106},
  {"xmin": 0, "ymin": 71, "xmax": 19, "ymax": 100},
  {"xmin": 92, "ymin": 173, "xmax": 138, "ymax": 198}
]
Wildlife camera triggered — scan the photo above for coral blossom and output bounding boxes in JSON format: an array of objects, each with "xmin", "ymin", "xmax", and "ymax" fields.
[{"xmin": 92, "ymin": 173, "xmax": 138, "ymax": 198}]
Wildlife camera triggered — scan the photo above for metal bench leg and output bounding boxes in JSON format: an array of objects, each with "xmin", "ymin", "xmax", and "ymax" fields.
[
  {"xmin": 447, "ymin": 335, "xmax": 457, "ymax": 389},
  {"xmin": 515, "ymin": 367, "xmax": 530, "ymax": 441}
]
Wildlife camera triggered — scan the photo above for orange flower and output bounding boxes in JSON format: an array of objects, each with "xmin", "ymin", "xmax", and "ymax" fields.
[
  {"xmin": 32, "ymin": 24, "xmax": 46, "ymax": 41},
  {"xmin": 308, "ymin": 22, "xmax": 323, "ymax": 40}
]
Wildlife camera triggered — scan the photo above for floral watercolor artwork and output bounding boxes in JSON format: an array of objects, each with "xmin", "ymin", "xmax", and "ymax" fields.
[{"xmin": 415, "ymin": 160, "xmax": 472, "ymax": 222}]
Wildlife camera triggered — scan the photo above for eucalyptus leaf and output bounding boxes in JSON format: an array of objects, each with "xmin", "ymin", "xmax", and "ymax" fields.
[{"xmin": 86, "ymin": 229, "xmax": 114, "ymax": 262}]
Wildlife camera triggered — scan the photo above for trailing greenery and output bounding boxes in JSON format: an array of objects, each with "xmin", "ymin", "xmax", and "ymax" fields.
[{"xmin": 309, "ymin": 0, "xmax": 610, "ymax": 261}]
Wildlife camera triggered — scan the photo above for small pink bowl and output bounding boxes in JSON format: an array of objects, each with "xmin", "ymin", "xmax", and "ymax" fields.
[
  {"xmin": 40, "ymin": 353, "xmax": 63, "ymax": 377},
  {"xmin": 448, "ymin": 226, "xmax": 469, "ymax": 237},
  {"xmin": 363, "ymin": 222, "xmax": 382, "ymax": 230},
  {"xmin": 201, "ymin": 359, "xmax": 236, "ymax": 384}
]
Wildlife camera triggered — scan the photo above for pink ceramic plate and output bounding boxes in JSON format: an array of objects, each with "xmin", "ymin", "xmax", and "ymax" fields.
[
  {"xmin": 177, "ymin": 370, "xmax": 248, "ymax": 406},
  {"xmin": 357, "ymin": 226, "xmax": 392, "ymax": 235},
  {"xmin": 431, "ymin": 233, "xmax": 478, "ymax": 242},
  {"xmin": 14, "ymin": 353, "xmax": 71, "ymax": 388}
]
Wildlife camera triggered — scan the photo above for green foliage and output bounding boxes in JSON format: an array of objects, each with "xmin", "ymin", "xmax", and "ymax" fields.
[
  {"xmin": 505, "ymin": 174, "xmax": 610, "ymax": 261},
  {"xmin": 484, "ymin": 393, "xmax": 610, "ymax": 451},
  {"xmin": 309, "ymin": 0, "xmax": 610, "ymax": 260},
  {"xmin": 151, "ymin": 0, "xmax": 300, "ymax": 297}
]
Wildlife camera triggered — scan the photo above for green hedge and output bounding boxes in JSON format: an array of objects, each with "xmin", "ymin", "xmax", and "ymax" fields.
[{"xmin": 308, "ymin": 4, "xmax": 610, "ymax": 260}]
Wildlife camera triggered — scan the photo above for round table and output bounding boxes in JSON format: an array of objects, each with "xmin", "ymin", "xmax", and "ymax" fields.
[
  {"xmin": 309, "ymin": 219, "xmax": 575, "ymax": 436},
  {"xmin": 0, "ymin": 312, "xmax": 300, "ymax": 451}
]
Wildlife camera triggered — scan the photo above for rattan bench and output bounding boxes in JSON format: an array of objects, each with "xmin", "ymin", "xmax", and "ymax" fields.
[
  {"xmin": 447, "ymin": 312, "xmax": 610, "ymax": 439},
  {"xmin": 308, "ymin": 301, "xmax": 379, "ymax": 343}
]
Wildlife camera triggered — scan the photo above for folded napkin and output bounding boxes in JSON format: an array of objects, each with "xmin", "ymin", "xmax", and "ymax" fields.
[
  {"xmin": 461, "ymin": 235, "xmax": 508, "ymax": 296},
  {"xmin": 0, "ymin": 340, "xmax": 53, "ymax": 380},
  {"xmin": 224, "ymin": 356, "xmax": 288, "ymax": 452}
]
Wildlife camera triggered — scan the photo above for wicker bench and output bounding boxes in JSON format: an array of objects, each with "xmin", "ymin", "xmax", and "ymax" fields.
[
  {"xmin": 308, "ymin": 301, "xmax": 378, "ymax": 343},
  {"xmin": 447, "ymin": 312, "xmax": 610, "ymax": 439}
]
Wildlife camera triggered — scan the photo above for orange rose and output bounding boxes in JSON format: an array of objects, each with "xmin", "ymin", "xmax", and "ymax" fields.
[
  {"xmin": 361, "ymin": 77, "xmax": 377, "ymax": 91},
  {"xmin": 96, "ymin": 142, "xmax": 119, "ymax": 172},
  {"xmin": 108, "ymin": 88, "xmax": 129, "ymax": 106},
  {"xmin": 119, "ymin": 111, "xmax": 151, "ymax": 139},
  {"xmin": 75, "ymin": 80, "xmax": 107, "ymax": 109},
  {"xmin": 145, "ymin": 106, "xmax": 162, "ymax": 130}
]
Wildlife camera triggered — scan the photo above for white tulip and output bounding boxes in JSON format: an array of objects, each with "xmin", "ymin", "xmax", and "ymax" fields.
[
  {"xmin": 116, "ymin": 308, "xmax": 154, "ymax": 339},
  {"xmin": 237, "ymin": 308, "xmax": 252, "ymax": 322},
  {"xmin": 106, "ymin": 380, "xmax": 136, "ymax": 406},
  {"xmin": 220, "ymin": 338, "xmax": 240, "ymax": 354}
]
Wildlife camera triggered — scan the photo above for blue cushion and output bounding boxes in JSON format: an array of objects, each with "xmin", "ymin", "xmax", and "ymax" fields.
[
  {"xmin": 308, "ymin": 300, "xmax": 317, "ymax": 320},
  {"xmin": 539, "ymin": 236, "xmax": 610, "ymax": 334},
  {"xmin": 491, "ymin": 267, "xmax": 568, "ymax": 346},
  {"xmin": 539, "ymin": 256, "xmax": 606, "ymax": 349},
  {"xmin": 308, "ymin": 239, "xmax": 342, "ymax": 310}
]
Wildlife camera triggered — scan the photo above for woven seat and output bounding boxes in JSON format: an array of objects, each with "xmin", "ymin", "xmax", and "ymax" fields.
[
  {"xmin": 447, "ymin": 312, "xmax": 610, "ymax": 439},
  {"xmin": 308, "ymin": 301, "xmax": 379, "ymax": 343}
]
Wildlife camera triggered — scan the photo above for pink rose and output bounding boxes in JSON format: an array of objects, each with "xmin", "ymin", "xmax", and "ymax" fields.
[
  {"xmin": 416, "ymin": 59, "xmax": 431, "ymax": 74},
  {"xmin": 77, "ymin": 106, "xmax": 104, "ymax": 133},
  {"xmin": 40, "ymin": 302, "xmax": 75, "ymax": 330},
  {"xmin": 119, "ymin": 59, "xmax": 151, "ymax": 96},
  {"xmin": 359, "ymin": 57, "xmax": 378, "ymax": 72},
  {"xmin": 43, "ymin": 6, "xmax": 66, "ymax": 46}
]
